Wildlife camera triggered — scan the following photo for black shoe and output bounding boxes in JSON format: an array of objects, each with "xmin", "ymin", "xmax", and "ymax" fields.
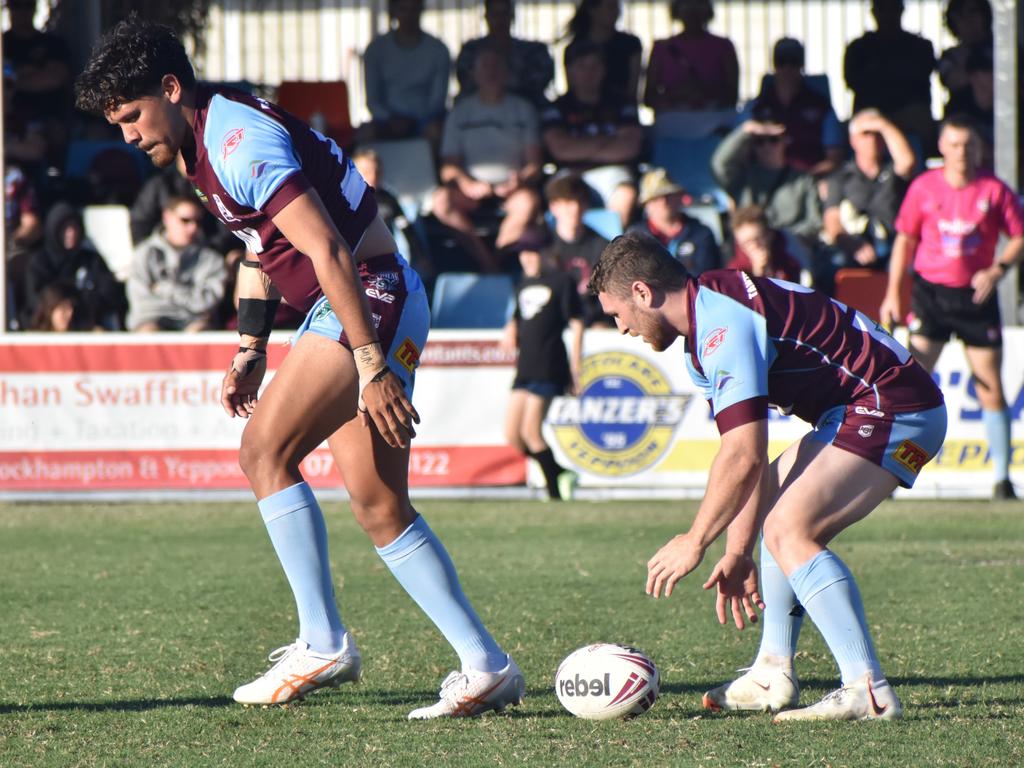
[{"xmin": 994, "ymin": 479, "xmax": 1017, "ymax": 500}]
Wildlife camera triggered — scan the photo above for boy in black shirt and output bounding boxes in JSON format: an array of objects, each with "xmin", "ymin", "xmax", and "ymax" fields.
[{"xmin": 501, "ymin": 234, "xmax": 583, "ymax": 500}]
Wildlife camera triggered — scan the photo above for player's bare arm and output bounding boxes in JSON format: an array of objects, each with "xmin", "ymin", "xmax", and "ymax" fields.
[
  {"xmin": 220, "ymin": 256, "xmax": 279, "ymax": 418},
  {"xmin": 702, "ymin": 455, "xmax": 770, "ymax": 629},
  {"xmin": 271, "ymin": 189, "xmax": 419, "ymax": 449},
  {"xmin": 646, "ymin": 419, "xmax": 767, "ymax": 599}
]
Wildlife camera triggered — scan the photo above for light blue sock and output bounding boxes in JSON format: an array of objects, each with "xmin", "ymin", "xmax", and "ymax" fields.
[
  {"xmin": 756, "ymin": 538, "xmax": 804, "ymax": 661},
  {"xmin": 982, "ymin": 408, "xmax": 1012, "ymax": 482},
  {"xmin": 788, "ymin": 550, "xmax": 884, "ymax": 685},
  {"xmin": 376, "ymin": 515, "xmax": 507, "ymax": 673},
  {"xmin": 258, "ymin": 482, "xmax": 346, "ymax": 654}
]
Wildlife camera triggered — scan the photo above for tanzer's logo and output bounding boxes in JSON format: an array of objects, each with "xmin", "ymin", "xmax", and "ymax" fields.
[{"xmin": 548, "ymin": 351, "xmax": 689, "ymax": 477}]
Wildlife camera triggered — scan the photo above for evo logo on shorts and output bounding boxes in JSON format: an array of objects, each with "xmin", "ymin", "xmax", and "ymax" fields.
[
  {"xmin": 892, "ymin": 439, "xmax": 928, "ymax": 475},
  {"xmin": 395, "ymin": 338, "xmax": 420, "ymax": 373}
]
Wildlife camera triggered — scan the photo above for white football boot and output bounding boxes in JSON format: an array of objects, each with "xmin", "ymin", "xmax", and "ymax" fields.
[
  {"xmin": 408, "ymin": 657, "xmax": 525, "ymax": 719},
  {"xmin": 773, "ymin": 673, "xmax": 902, "ymax": 722},
  {"xmin": 233, "ymin": 634, "xmax": 361, "ymax": 706},
  {"xmin": 703, "ymin": 656, "xmax": 800, "ymax": 713}
]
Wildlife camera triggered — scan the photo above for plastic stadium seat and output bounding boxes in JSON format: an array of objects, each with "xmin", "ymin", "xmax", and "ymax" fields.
[
  {"xmin": 363, "ymin": 138, "xmax": 438, "ymax": 219},
  {"xmin": 581, "ymin": 207, "xmax": 624, "ymax": 241},
  {"xmin": 83, "ymin": 205, "xmax": 134, "ymax": 281},
  {"xmin": 651, "ymin": 135, "xmax": 729, "ymax": 209},
  {"xmin": 276, "ymin": 80, "xmax": 353, "ymax": 148},
  {"xmin": 833, "ymin": 267, "xmax": 911, "ymax": 325},
  {"xmin": 431, "ymin": 272, "xmax": 515, "ymax": 329}
]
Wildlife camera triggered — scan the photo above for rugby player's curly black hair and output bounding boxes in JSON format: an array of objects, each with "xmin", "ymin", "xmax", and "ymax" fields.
[{"xmin": 75, "ymin": 16, "xmax": 196, "ymax": 116}]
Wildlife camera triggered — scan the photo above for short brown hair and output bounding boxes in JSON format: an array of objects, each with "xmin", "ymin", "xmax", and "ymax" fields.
[
  {"xmin": 730, "ymin": 204, "xmax": 769, "ymax": 232},
  {"xmin": 589, "ymin": 232, "xmax": 689, "ymax": 297},
  {"xmin": 545, "ymin": 172, "xmax": 590, "ymax": 205}
]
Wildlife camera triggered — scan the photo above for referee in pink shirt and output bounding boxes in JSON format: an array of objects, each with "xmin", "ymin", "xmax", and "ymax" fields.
[{"xmin": 881, "ymin": 115, "xmax": 1024, "ymax": 499}]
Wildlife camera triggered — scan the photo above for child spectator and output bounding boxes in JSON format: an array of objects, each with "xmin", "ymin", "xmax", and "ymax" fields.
[
  {"xmin": 728, "ymin": 205, "xmax": 803, "ymax": 283},
  {"xmin": 501, "ymin": 234, "xmax": 583, "ymax": 501},
  {"xmin": 28, "ymin": 281, "xmax": 77, "ymax": 332},
  {"xmin": 542, "ymin": 172, "xmax": 612, "ymax": 327}
]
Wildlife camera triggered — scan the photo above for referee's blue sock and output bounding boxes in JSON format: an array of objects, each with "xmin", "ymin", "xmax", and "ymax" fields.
[
  {"xmin": 788, "ymin": 550, "xmax": 884, "ymax": 685},
  {"xmin": 377, "ymin": 514, "xmax": 507, "ymax": 673},
  {"xmin": 982, "ymin": 407, "xmax": 1012, "ymax": 482},
  {"xmin": 756, "ymin": 538, "xmax": 804, "ymax": 662},
  {"xmin": 258, "ymin": 482, "xmax": 346, "ymax": 655}
]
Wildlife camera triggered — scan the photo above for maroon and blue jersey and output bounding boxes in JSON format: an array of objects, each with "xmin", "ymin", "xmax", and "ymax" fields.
[
  {"xmin": 684, "ymin": 270, "xmax": 943, "ymax": 435},
  {"xmin": 183, "ymin": 84, "xmax": 378, "ymax": 312}
]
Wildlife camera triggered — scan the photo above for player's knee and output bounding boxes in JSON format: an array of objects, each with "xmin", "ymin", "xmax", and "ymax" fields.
[
  {"xmin": 350, "ymin": 495, "xmax": 408, "ymax": 538},
  {"xmin": 237, "ymin": 426, "xmax": 287, "ymax": 483}
]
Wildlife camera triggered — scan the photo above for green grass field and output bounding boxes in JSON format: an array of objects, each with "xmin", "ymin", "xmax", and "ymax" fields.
[{"xmin": 0, "ymin": 498, "xmax": 1021, "ymax": 767}]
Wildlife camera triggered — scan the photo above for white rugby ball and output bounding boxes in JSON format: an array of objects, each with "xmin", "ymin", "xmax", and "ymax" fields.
[{"xmin": 555, "ymin": 643, "xmax": 659, "ymax": 720}]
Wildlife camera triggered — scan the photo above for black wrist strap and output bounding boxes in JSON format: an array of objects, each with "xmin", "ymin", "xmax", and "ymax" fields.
[
  {"xmin": 241, "ymin": 259, "xmax": 262, "ymax": 269},
  {"xmin": 237, "ymin": 297, "xmax": 280, "ymax": 338},
  {"xmin": 370, "ymin": 365, "xmax": 393, "ymax": 383}
]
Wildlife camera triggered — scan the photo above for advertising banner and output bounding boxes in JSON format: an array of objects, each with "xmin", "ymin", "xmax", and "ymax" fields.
[{"xmin": 0, "ymin": 329, "xmax": 1020, "ymax": 497}]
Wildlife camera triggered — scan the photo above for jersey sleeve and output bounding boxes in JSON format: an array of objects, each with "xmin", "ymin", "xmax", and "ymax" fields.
[
  {"xmin": 996, "ymin": 180, "xmax": 1024, "ymax": 238},
  {"xmin": 692, "ymin": 289, "xmax": 770, "ymax": 434},
  {"xmin": 204, "ymin": 94, "xmax": 310, "ymax": 216}
]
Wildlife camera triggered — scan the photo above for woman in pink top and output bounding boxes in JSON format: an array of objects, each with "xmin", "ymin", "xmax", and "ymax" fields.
[
  {"xmin": 881, "ymin": 115, "xmax": 1024, "ymax": 500},
  {"xmin": 644, "ymin": 0, "xmax": 739, "ymax": 114}
]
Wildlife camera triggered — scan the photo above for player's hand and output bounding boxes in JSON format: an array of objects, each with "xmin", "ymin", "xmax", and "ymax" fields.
[
  {"xmin": 970, "ymin": 265, "xmax": 1001, "ymax": 305},
  {"xmin": 646, "ymin": 533, "xmax": 705, "ymax": 598},
  {"xmin": 878, "ymin": 293, "xmax": 902, "ymax": 329},
  {"xmin": 359, "ymin": 369, "xmax": 420, "ymax": 449},
  {"xmin": 853, "ymin": 242, "xmax": 878, "ymax": 266},
  {"xmin": 221, "ymin": 348, "xmax": 267, "ymax": 418},
  {"xmin": 702, "ymin": 552, "xmax": 764, "ymax": 630}
]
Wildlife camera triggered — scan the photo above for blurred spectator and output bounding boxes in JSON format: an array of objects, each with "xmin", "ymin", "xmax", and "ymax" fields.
[
  {"xmin": 562, "ymin": 0, "xmax": 643, "ymax": 106},
  {"xmin": 360, "ymin": 0, "xmax": 450, "ymax": 145},
  {"xmin": 24, "ymin": 201, "xmax": 126, "ymax": 331},
  {"xmin": 944, "ymin": 46, "xmax": 994, "ymax": 166},
  {"xmin": 542, "ymin": 172, "xmax": 611, "ymax": 327},
  {"xmin": 501, "ymin": 235, "xmax": 583, "ymax": 501},
  {"xmin": 711, "ymin": 119, "xmax": 822, "ymax": 257},
  {"xmin": 3, "ymin": 64, "xmax": 47, "ymax": 173},
  {"xmin": 455, "ymin": 0, "xmax": 554, "ymax": 110},
  {"xmin": 127, "ymin": 196, "xmax": 227, "ymax": 332},
  {"xmin": 542, "ymin": 40, "xmax": 642, "ymax": 228},
  {"xmin": 820, "ymin": 109, "xmax": 916, "ymax": 290},
  {"xmin": 644, "ymin": 0, "xmax": 739, "ymax": 137},
  {"xmin": 432, "ymin": 46, "xmax": 542, "ymax": 272},
  {"xmin": 28, "ymin": 281, "xmax": 77, "ymax": 331},
  {"xmin": 2, "ymin": 0, "xmax": 72, "ymax": 168},
  {"xmin": 4, "ymin": 163, "xmax": 43, "ymax": 328},
  {"xmin": 844, "ymin": 0, "xmax": 936, "ymax": 153},
  {"xmin": 742, "ymin": 38, "xmax": 845, "ymax": 177},
  {"xmin": 938, "ymin": 0, "xmax": 992, "ymax": 99},
  {"xmin": 351, "ymin": 147, "xmax": 430, "ymax": 280},
  {"xmin": 627, "ymin": 167, "xmax": 720, "ymax": 276},
  {"xmin": 727, "ymin": 205, "xmax": 803, "ymax": 283}
]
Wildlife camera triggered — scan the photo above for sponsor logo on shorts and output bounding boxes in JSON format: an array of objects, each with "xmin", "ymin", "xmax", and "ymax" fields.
[
  {"xmin": 855, "ymin": 406, "xmax": 885, "ymax": 417},
  {"xmin": 548, "ymin": 351, "xmax": 689, "ymax": 478},
  {"xmin": 858, "ymin": 425, "xmax": 875, "ymax": 438},
  {"xmin": 371, "ymin": 312, "xmax": 382, "ymax": 328},
  {"xmin": 395, "ymin": 338, "xmax": 420, "ymax": 373},
  {"xmin": 701, "ymin": 328, "xmax": 727, "ymax": 357},
  {"xmin": 312, "ymin": 300, "xmax": 333, "ymax": 322},
  {"xmin": 893, "ymin": 439, "xmax": 928, "ymax": 475},
  {"xmin": 221, "ymin": 127, "xmax": 245, "ymax": 160},
  {"xmin": 371, "ymin": 272, "xmax": 400, "ymax": 292}
]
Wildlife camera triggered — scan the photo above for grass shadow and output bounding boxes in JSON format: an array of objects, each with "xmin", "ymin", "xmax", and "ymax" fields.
[{"xmin": 0, "ymin": 695, "xmax": 235, "ymax": 715}]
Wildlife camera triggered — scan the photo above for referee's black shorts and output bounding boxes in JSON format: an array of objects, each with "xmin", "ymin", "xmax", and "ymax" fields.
[{"xmin": 908, "ymin": 276, "xmax": 1002, "ymax": 348}]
